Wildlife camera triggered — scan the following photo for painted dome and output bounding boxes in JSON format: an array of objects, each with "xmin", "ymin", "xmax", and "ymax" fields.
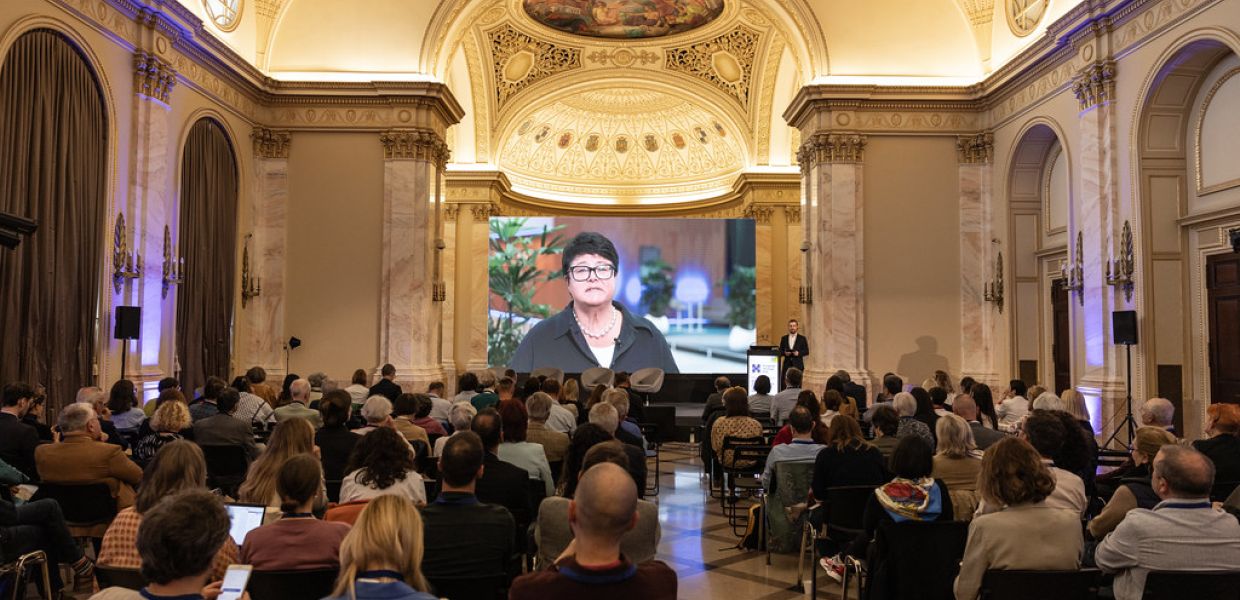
[{"xmin": 522, "ymin": 0, "xmax": 725, "ymax": 39}]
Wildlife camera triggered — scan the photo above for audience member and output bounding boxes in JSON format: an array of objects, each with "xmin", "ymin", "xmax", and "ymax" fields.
[
  {"xmin": 352, "ymin": 395, "xmax": 396, "ymax": 435},
  {"xmin": 1137, "ymin": 397, "xmax": 1176, "ymax": 435},
  {"xmin": 909, "ymin": 387, "xmax": 939, "ymax": 440},
  {"xmin": 1061, "ymin": 389, "xmax": 1094, "ymax": 435},
  {"xmin": 79, "ymin": 385, "xmax": 128, "ymax": 448},
  {"xmin": 20, "ymin": 388, "xmax": 53, "ymax": 442},
  {"xmin": 421, "ymin": 432, "xmax": 517, "ymax": 582},
  {"xmin": 864, "ymin": 373, "xmax": 902, "ymax": 421},
  {"xmin": 344, "ymin": 369, "xmax": 371, "ymax": 405},
  {"xmin": 747, "ymin": 375, "xmax": 773, "ymax": 417},
  {"xmin": 239, "ymin": 417, "xmax": 318, "ymax": 506},
  {"xmin": 189, "ymin": 376, "xmax": 226, "ymax": 422},
  {"xmin": 37, "ymin": 403, "xmax": 143, "ymax": 510},
  {"xmin": 133, "ymin": 399, "xmax": 191, "ymax": 465},
  {"xmin": 144, "ymin": 378, "xmax": 180, "ymax": 417},
  {"xmin": 511, "ymin": 462, "xmax": 676, "ymax": 600},
  {"xmin": 0, "ymin": 382, "xmax": 43, "ymax": 480},
  {"xmin": 341, "ymin": 427, "xmax": 425, "ymax": 505},
  {"xmin": 98, "ymin": 441, "xmax": 237, "ymax": 581},
  {"xmin": 316, "ymin": 390, "xmax": 360, "ymax": 487},
  {"xmin": 932, "ymin": 370, "xmax": 956, "ymax": 404},
  {"xmin": 996, "ymin": 379, "xmax": 1030, "ymax": 429},
  {"xmin": 241, "ymin": 454, "xmax": 346, "ymax": 570},
  {"xmin": 247, "ymin": 366, "xmax": 279, "ymax": 407},
  {"xmin": 194, "ymin": 388, "xmax": 260, "ymax": 460},
  {"xmin": 953, "ymin": 437, "xmax": 1084, "ymax": 600},
  {"xmin": 472, "ymin": 409, "xmax": 534, "ymax": 534},
  {"xmin": 369, "ymin": 364, "xmax": 403, "ymax": 402},
  {"xmin": 558, "ymin": 378, "xmax": 582, "ymax": 419},
  {"xmin": 324, "ymin": 495, "xmax": 437, "ymax": 600},
  {"xmin": 1031, "ymin": 391, "xmax": 1064, "ymax": 412},
  {"xmin": 1096, "ymin": 446, "xmax": 1240, "ymax": 600},
  {"xmin": 427, "ymin": 381, "xmax": 446, "ymax": 399},
  {"xmin": 107, "ymin": 380, "xmax": 146, "ymax": 431},
  {"xmin": 959, "ymin": 376, "xmax": 977, "ymax": 395},
  {"xmin": 278, "ymin": 373, "xmax": 299, "ymax": 406},
  {"xmin": 820, "ymin": 389, "xmax": 844, "ymax": 428},
  {"xmin": 950, "ymin": 395, "xmax": 1003, "ymax": 450},
  {"xmin": 496, "ymin": 400, "xmax": 555, "ymax": 497},
  {"xmin": 833, "ymin": 370, "xmax": 868, "ymax": 413},
  {"xmin": 764, "ymin": 406, "xmax": 825, "ymax": 490},
  {"xmin": 526, "ymin": 392, "xmax": 570, "ymax": 466},
  {"xmin": 711, "ymin": 387, "xmax": 763, "ymax": 469},
  {"xmin": 231, "ymin": 376, "xmax": 275, "ymax": 427},
  {"xmin": 1089, "ymin": 426, "xmax": 1177, "ymax": 539},
  {"xmin": 1193, "ymin": 403, "xmax": 1240, "ymax": 488},
  {"xmin": 810, "ymin": 414, "xmax": 887, "ymax": 501},
  {"xmin": 426, "ymin": 381, "xmax": 452, "ymax": 421},
  {"xmin": 454, "ymin": 371, "xmax": 480, "ymax": 406},
  {"xmin": 699, "ymin": 376, "xmax": 732, "ymax": 424},
  {"xmin": 275, "ymin": 379, "xmax": 322, "ymax": 427},
  {"xmin": 91, "ymin": 490, "xmax": 235, "ymax": 600},
  {"xmin": 2, "ymin": 492, "xmax": 93, "ymax": 595},
  {"xmin": 534, "ymin": 442, "xmax": 660, "ymax": 568},
  {"xmin": 587, "ymin": 403, "xmax": 647, "ymax": 496},
  {"xmin": 868, "ymin": 404, "xmax": 901, "ymax": 460},
  {"xmin": 771, "ymin": 369, "xmax": 803, "ymax": 425},
  {"xmin": 560, "ymin": 424, "xmax": 616, "ymax": 498},
  {"xmin": 307, "ymin": 372, "xmax": 329, "ymax": 406},
  {"xmin": 409, "ymin": 393, "xmax": 447, "ymax": 436},
  {"xmin": 604, "ymin": 388, "xmax": 645, "ymax": 448},
  {"xmin": 893, "ymin": 392, "xmax": 934, "ymax": 449},
  {"xmin": 932, "ymin": 414, "xmax": 982, "ymax": 520},
  {"xmin": 977, "ymin": 410, "xmax": 1086, "ymax": 516},
  {"xmin": 928, "ymin": 386, "xmax": 951, "ymax": 417},
  {"xmin": 542, "ymin": 379, "xmax": 577, "ymax": 434},
  {"xmin": 971, "ymin": 383, "xmax": 1000, "ymax": 429},
  {"xmin": 388, "ymin": 393, "xmax": 430, "ymax": 447},
  {"xmin": 472, "ymin": 371, "xmax": 501, "ymax": 411},
  {"xmin": 434, "ymin": 402, "xmax": 477, "ymax": 457},
  {"xmin": 498, "ymin": 376, "xmax": 517, "ymax": 402}
]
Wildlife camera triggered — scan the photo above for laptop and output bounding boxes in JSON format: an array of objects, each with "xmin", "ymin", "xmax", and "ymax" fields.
[{"xmin": 225, "ymin": 503, "xmax": 269, "ymax": 546}]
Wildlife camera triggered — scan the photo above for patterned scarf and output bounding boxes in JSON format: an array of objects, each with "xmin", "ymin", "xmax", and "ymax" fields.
[{"xmin": 875, "ymin": 477, "xmax": 942, "ymax": 522}]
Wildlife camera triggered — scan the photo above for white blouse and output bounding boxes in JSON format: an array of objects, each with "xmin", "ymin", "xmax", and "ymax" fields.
[{"xmin": 339, "ymin": 468, "xmax": 426, "ymax": 506}]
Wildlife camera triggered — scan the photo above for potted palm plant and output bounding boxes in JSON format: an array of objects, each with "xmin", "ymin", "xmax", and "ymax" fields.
[
  {"xmin": 639, "ymin": 258, "xmax": 674, "ymax": 333},
  {"xmin": 723, "ymin": 266, "xmax": 756, "ymax": 351},
  {"xmin": 487, "ymin": 218, "xmax": 565, "ymax": 367}
]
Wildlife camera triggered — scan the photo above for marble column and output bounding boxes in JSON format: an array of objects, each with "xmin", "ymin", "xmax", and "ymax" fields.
[
  {"xmin": 957, "ymin": 133, "xmax": 1000, "ymax": 385},
  {"xmin": 379, "ymin": 129, "xmax": 449, "ymax": 391},
  {"xmin": 461, "ymin": 204, "xmax": 495, "ymax": 374},
  {"xmin": 440, "ymin": 204, "xmax": 459, "ymax": 394},
  {"xmin": 1072, "ymin": 61, "xmax": 1129, "ymax": 439},
  {"xmin": 246, "ymin": 128, "xmax": 291, "ymax": 377},
  {"xmin": 127, "ymin": 50, "xmax": 176, "ymax": 399},
  {"xmin": 746, "ymin": 204, "xmax": 775, "ymax": 345},
  {"xmin": 796, "ymin": 134, "xmax": 871, "ymax": 393}
]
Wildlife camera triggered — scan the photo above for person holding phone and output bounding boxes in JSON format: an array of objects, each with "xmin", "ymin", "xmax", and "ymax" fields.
[{"xmin": 91, "ymin": 489, "xmax": 250, "ymax": 600}]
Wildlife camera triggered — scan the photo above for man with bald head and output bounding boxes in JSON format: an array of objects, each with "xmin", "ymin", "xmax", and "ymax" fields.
[
  {"xmin": 951, "ymin": 395, "xmax": 1004, "ymax": 450},
  {"xmin": 273, "ymin": 378, "xmax": 322, "ymax": 428},
  {"xmin": 510, "ymin": 462, "xmax": 676, "ymax": 600},
  {"xmin": 1095, "ymin": 445, "xmax": 1240, "ymax": 600}
]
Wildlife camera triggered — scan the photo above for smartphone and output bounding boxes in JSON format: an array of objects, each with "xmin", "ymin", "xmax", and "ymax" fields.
[{"xmin": 218, "ymin": 564, "xmax": 252, "ymax": 600}]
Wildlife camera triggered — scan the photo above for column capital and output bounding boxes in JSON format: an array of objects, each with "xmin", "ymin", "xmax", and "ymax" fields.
[
  {"xmin": 1072, "ymin": 60, "xmax": 1117, "ymax": 111},
  {"xmin": 468, "ymin": 203, "xmax": 501, "ymax": 221},
  {"xmin": 251, "ymin": 127, "xmax": 291, "ymax": 159},
  {"xmin": 380, "ymin": 128, "xmax": 450, "ymax": 165},
  {"xmin": 956, "ymin": 132, "xmax": 994, "ymax": 164},
  {"xmin": 133, "ymin": 50, "xmax": 176, "ymax": 103},
  {"xmin": 742, "ymin": 204, "xmax": 775, "ymax": 225},
  {"xmin": 796, "ymin": 133, "xmax": 867, "ymax": 166}
]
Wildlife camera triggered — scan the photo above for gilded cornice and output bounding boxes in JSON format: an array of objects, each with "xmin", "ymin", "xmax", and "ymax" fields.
[
  {"xmin": 1071, "ymin": 60, "xmax": 1117, "ymax": 110},
  {"xmin": 957, "ymin": 132, "xmax": 994, "ymax": 164},
  {"xmin": 795, "ymin": 134, "xmax": 866, "ymax": 165},
  {"xmin": 133, "ymin": 50, "xmax": 176, "ymax": 103},
  {"xmin": 380, "ymin": 129, "xmax": 450, "ymax": 166},
  {"xmin": 250, "ymin": 127, "xmax": 290, "ymax": 159}
]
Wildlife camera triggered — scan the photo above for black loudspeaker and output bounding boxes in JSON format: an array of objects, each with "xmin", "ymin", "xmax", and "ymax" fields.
[
  {"xmin": 114, "ymin": 306, "xmax": 141, "ymax": 340},
  {"xmin": 1113, "ymin": 310, "xmax": 1138, "ymax": 345}
]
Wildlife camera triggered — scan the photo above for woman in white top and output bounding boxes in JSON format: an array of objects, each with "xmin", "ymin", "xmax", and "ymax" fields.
[
  {"xmin": 345, "ymin": 369, "xmax": 370, "ymax": 406},
  {"xmin": 340, "ymin": 427, "xmax": 425, "ymax": 506},
  {"xmin": 433, "ymin": 402, "xmax": 476, "ymax": 457},
  {"xmin": 495, "ymin": 400, "xmax": 555, "ymax": 497},
  {"xmin": 107, "ymin": 379, "xmax": 147, "ymax": 431}
]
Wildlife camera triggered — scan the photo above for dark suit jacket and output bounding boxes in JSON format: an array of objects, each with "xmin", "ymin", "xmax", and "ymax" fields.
[
  {"xmin": 509, "ymin": 302, "xmax": 679, "ymax": 374},
  {"xmin": 368, "ymin": 378, "xmax": 402, "ymax": 402},
  {"xmin": 779, "ymin": 334, "xmax": 809, "ymax": 371},
  {"xmin": 843, "ymin": 382, "xmax": 868, "ymax": 412},
  {"xmin": 315, "ymin": 425, "xmax": 360, "ymax": 482},
  {"xmin": 622, "ymin": 442, "xmax": 648, "ymax": 499},
  {"xmin": 421, "ymin": 492, "xmax": 516, "ymax": 580},
  {"xmin": 475, "ymin": 452, "xmax": 533, "ymax": 531},
  {"xmin": 0, "ymin": 413, "xmax": 41, "ymax": 481},
  {"xmin": 969, "ymin": 421, "xmax": 1006, "ymax": 451},
  {"xmin": 193, "ymin": 414, "xmax": 259, "ymax": 460},
  {"xmin": 1195, "ymin": 434, "xmax": 1240, "ymax": 485}
]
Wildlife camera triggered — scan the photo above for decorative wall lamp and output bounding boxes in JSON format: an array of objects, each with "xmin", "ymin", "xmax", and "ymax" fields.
[
  {"xmin": 798, "ymin": 240, "xmax": 812, "ymax": 304},
  {"xmin": 433, "ymin": 238, "xmax": 447, "ymax": 302},
  {"xmin": 111, "ymin": 212, "xmax": 142, "ymax": 293},
  {"xmin": 161, "ymin": 225, "xmax": 184, "ymax": 299},
  {"xmin": 1061, "ymin": 231, "xmax": 1085, "ymax": 305},
  {"xmin": 983, "ymin": 240, "xmax": 1004, "ymax": 313},
  {"xmin": 240, "ymin": 233, "xmax": 262, "ymax": 308},
  {"xmin": 1106, "ymin": 220, "xmax": 1135, "ymax": 302}
]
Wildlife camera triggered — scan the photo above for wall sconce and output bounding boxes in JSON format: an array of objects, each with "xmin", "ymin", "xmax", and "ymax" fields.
[
  {"xmin": 983, "ymin": 240, "xmax": 1004, "ymax": 313},
  {"xmin": 1106, "ymin": 220, "xmax": 1135, "ymax": 302},
  {"xmin": 241, "ymin": 234, "xmax": 261, "ymax": 308},
  {"xmin": 799, "ymin": 240, "xmax": 812, "ymax": 304},
  {"xmin": 112, "ymin": 212, "xmax": 142, "ymax": 293},
  {"xmin": 1061, "ymin": 231, "xmax": 1085, "ymax": 305},
  {"xmin": 161, "ymin": 225, "xmax": 184, "ymax": 299},
  {"xmin": 433, "ymin": 238, "xmax": 447, "ymax": 302}
]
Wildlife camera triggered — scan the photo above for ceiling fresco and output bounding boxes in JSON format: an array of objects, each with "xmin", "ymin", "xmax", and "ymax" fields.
[{"xmin": 522, "ymin": 0, "xmax": 725, "ymax": 39}]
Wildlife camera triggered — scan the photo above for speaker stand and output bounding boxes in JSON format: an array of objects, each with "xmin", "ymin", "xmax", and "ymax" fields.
[
  {"xmin": 1103, "ymin": 342, "xmax": 1139, "ymax": 450},
  {"xmin": 120, "ymin": 340, "xmax": 129, "ymax": 381}
]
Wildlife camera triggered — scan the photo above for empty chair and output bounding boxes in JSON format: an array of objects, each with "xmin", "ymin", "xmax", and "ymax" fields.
[
  {"xmin": 530, "ymin": 367, "xmax": 563, "ymax": 384},
  {"xmin": 581, "ymin": 367, "xmax": 614, "ymax": 389},
  {"xmin": 629, "ymin": 368, "xmax": 665, "ymax": 404},
  {"xmin": 980, "ymin": 569, "xmax": 1102, "ymax": 600},
  {"xmin": 1141, "ymin": 571, "xmax": 1240, "ymax": 600},
  {"xmin": 248, "ymin": 569, "xmax": 339, "ymax": 600}
]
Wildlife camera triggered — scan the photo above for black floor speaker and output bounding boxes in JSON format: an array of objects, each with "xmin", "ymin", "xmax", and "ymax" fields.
[
  {"xmin": 114, "ymin": 306, "xmax": 141, "ymax": 340},
  {"xmin": 1113, "ymin": 310, "xmax": 1138, "ymax": 345}
]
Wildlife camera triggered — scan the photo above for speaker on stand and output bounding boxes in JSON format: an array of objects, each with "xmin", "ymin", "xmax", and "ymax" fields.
[
  {"xmin": 114, "ymin": 306, "xmax": 141, "ymax": 379},
  {"xmin": 1104, "ymin": 310, "xmax": 1139, "ymax": 449}
]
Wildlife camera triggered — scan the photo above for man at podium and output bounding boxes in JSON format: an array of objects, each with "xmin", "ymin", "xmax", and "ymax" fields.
[{"xmin": 778, "ymin": 319, "xmax": 808, "ymax": 383}]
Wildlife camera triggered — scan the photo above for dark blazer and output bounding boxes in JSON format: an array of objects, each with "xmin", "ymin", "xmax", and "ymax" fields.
[
  {"xmin": 621, "ymin": 442, "xmax": 648, "ymax": 500},
  {"xmin": 192, "ymin": 414, "xmax": 259, "ymax": 460},
  {"xmin": 1194, "ymin": 434, "xmax": 1240, "ymax": 485},
  {"xmin": 315, "ymin": 425, "xmax": 360, "ymax": 482},
  {"xmin": 811, "ymin": 443, "xmax": 890, "ymax": 501},
  {"xmin": 0, "ymin": 413, "xmax": 41, "ymax": 481},
  {"xmin": 510, "ymin": 302, "xmax": 679, "ymax": 374},
  {"xmin": 475, "ymin": 452, "xmax": 533, "ymax": 530},
  {"xmin": 778, "ymin": 333, "xmax": 809, "ymax": 372},
  {"xmin": 368, "ymin": 378, "xmax": 402, "ymax": 402},
  {"xmin": 843, "ymin": 382, "xmax": 868, "ymax": 412},
  {"xmin": 421, "ymin": 491, "xmax": 516, "ymax": 580},
  {"xmin": 969, "ymin": 421, "xmax": 1005, "ymax": 451}
]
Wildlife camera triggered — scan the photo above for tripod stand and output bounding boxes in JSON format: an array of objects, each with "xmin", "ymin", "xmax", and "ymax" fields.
[{"xmin": 1102, "ymin": 341, "xmax": 1139, "ymax": 449}]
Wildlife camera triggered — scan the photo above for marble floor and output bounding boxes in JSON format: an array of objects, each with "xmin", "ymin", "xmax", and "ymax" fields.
[{"xmin": 651, "ymin": 443, "xmax": 851, "ymax": 600}]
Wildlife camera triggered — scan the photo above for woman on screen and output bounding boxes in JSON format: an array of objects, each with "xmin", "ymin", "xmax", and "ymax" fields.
[{"xmin": 510, "ymin": 232, "xmax": 679, "ymax": 374}]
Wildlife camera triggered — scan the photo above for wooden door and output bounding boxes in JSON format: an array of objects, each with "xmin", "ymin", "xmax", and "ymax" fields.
[
  {"xmin": 1208, "ymin": 253, "xmax": 1240, "ymax": 405},
  {"xmin": 1051, "ymin": 279, "xmax": 1071, "ymax": 395}
]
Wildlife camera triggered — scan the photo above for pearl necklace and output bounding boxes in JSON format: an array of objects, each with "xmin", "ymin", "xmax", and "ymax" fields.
[{"xmin": 575, "ymin": 306, "xmax": 617, "ymax": 339}]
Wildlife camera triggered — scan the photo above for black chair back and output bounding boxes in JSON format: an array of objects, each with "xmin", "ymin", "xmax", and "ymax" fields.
[
  {"xmin": 980, "ymin": 569, "xmax": 1101, "ymax": 600},
  {"xmin": 1210, "ymin": 481, "xmax": 1240, "ymax": 503},
  {"xmin": 95, "ymin": 567, "xmax": 147, "ymax": 591},
  {"xmin": 720, "ymin": 435, "xmax": 766, "ymax": 473},
  {"xmin": 822, "ymin": 485, "xmax": 878, "ymax": 544},
  {"xmin": 1141, "ymin": 570, "xmax": 1240, "ymax": 599},
  {"xmin": 643, "ymin": 405, "xmax": 676, "ymax": 444},
  {"xmin": 201, "ymin": 445, "xmax": 249, "ymax": 495},
  {"xmin": 248, "ymin": 568, "xmax": 339, "ymax": 600},
  {"xmin": 868, "ymin": 520, "xmax": 969, "ymax": 600},
  {"xmin": 411, "ymin": 439, "xmax": 431, "ymax": 475},
  {"xmin": 324, "ymin": 479, "xmax": 343, "ymax": 504},
  {"xmin": 428, "ymin": 574, "xmax": 508, "ymax": 600},
  {"xmin": 29, "ymin": 483, "xmax": 117, "ymax": 526}
]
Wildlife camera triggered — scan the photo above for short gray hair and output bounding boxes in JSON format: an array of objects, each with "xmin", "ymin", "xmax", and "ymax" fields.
[
  {"xmin": 893, "ymin": 392, "xmax": 917, "ymax": 417},
  {"xmin": 361, "ymin": 395, "xmax": 392, "ymax": 424},
  {"xmin": 588, "ymin": 402, "xmax": 619, "ymax": 434},
  {"xmin": 935, "ymin": 413, "xmax": 976, "ymax": 458},
  {"xmin": 1154, "ymin": 445, "xmax": 1213, "ymax": 497},
  {"xmin": 1031, "ymin": 392, "xmax": 1064, "ymax": 412},
  {"xmin": 477, "ymin": 370, "xmax": 497, "ymax": 389},
  {"xmin": 449, "ymin": 402, "xmax": 477, "ymax": 431},
  {"xmin": 1141, "ymin": 397, "xmax": 1175, "ymax": 427},
  {"xmin": 307, "ymin": 372, "xmax": 328, "ymax": 389},
  {"xmin": 290, "ymin": 379, "xmax": 310, "ymax": 400},
  {"xmin": 75, "ymin": 386, "xmax": 103, "ymax": 405},
  {"xmin": 58, "ymin": 403, "xmax": 96, "ymax": 433},
  {"xmin": 524, "ymin": 392, "xmax": 550, "ymax": 421}
]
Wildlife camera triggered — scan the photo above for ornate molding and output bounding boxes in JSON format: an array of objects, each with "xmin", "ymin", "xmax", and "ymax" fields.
[
  {"xmin": 133, "ymin": 50, "xmax": 176, "ymax": 103},
  {"xmin": 664, "ymin": 25, "xmax": 760, "ymax": 109},
  {"xmin": 469, "ymin": 203, "xmax": 501, "ymax": 221},
  {"xmin": 489, "ymin": 24, "xmax": 582, "ymax": 108},
  {"xmin": 380, "ymin": 129, "xmax": 450, "ymax": 165},
  {"xmin": 785, "ymin": 206, "xmax": 801, "ymax": 224},
  {"xmin": 250, "ymin": 127, "xmax": 290, "ymax": 159},
  {"xmin": 743, "ymin": 205, "xmax": 774, "ymax": 225},
  {"xmin": 443, "ymin": 206, "xmax": 460, "ymax": 222},
  {"xmin": 585, "ymin": 48, "xmax": 660, "ymax": 68},
  {"xmin": 957, "ymin": 132, "xmax": 994, "ymax": 164},
  {"xmin": 796, "ymin": 133, "xmax": 867, "ymax": 165},
  {"xmin": 1071, "ymin": 60, "xmax": 1117, "ymax": 111}
]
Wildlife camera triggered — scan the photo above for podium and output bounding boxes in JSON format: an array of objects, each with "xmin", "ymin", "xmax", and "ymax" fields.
[{"xmin": 747, "ymin": 345, "xmax": 780, "ymax": 393}]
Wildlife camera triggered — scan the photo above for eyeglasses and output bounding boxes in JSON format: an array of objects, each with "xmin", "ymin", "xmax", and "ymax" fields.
[{"xmin": 568, "ymin": 264, "xmax": 616, "ymax": 282}]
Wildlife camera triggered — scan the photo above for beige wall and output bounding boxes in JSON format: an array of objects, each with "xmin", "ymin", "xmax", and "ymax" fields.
[
  {"xmin": 285, "ymin": 132, "xmax": 384, "ymax": 380},
  {"xmin": 863, "ymin": 136, "xmax": 963, "ymax": 385}
]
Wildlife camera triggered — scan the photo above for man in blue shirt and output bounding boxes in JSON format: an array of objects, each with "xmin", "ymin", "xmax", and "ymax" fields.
[{"xmin": 763, "ymin": 406, "xmax": 825, "ymax": 490}]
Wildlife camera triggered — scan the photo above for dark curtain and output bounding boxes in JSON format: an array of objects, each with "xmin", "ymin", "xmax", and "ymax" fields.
[
  {"xmin": 0, "ymin": 29, "xmax": 107, "ymax": 415},
  {"xmin": 176, "ymin": 118, "xmax": 238, "ymax": 393}
]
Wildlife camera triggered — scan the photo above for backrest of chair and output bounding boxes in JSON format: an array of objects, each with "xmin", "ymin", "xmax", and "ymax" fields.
[
  {"xmin": 530, "ymin": 367, "xmax": 564, "ymax": 384},
  {"xmin": 324, "ymin": 480, "xmax": 343, "ymax": 504},
  {"xmin": 94, "ymin": 567, "xmax": 147, "ymax": 591},
  {"xmin": 429, "ymin": 574, "xmax": 507, "ymax": 600},
  {"xmin": 722, "ymin": 436, "xmax": 769, "ymax": 472},
  {"xmin": 1210, "ymin": 481, "xmax": 1240, "ymax": 503},
  {"xmin": 323, "ymin": 500, "xmax": 368, "ymax": 526},
  {"xmin": 980, "ymin": 569, "xmax": 1101, "ymax": 600},
  {"xmin": 1096, "ymin": 449, "xmax": 1130, "ymax": 469},
  {"xmin": 30, "ymin": 483, "xmax": 117, "ymax": 525},
  {"xmin": 248, "ymin": 569, "xmax": 339, "ymax": 600},
  {"xmin": 872, "ymin": 520, "xmax": 969, "ymax": 600},
  {"xmin": 1141, "ymin": 570, "xmax": 1240, "ymax": 599},
  {"xmin": 630, "ymin": 367, "xmax": 665, "ymax": 393},
  {"xmin": 773, "ymin": 461, "xmax": 814, "ymax": 503},
  {"xmin": 580, "ymin": 367, "xmax": 614, "ymax": 388},
  {"xmin": 200, "ymin": 445, "xmax": 249, "ymax": 476},
  {"xmin": 822, "ymin": 485, "xmax": 877, "ymax": 533},
  {"xmin": 644, "ymin": 405, "xmax": 676, "ymax": 444}
]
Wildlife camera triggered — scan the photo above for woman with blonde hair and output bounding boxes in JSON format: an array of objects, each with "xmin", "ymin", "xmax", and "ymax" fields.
[
  {"xmin": 133, "ymin": 399, "xmax": 191, "ymax": 465},
  {"xmin": 239, "ymin": 416, "xmax": 318, "ymax": 506},
  {"xmin": 559, "ymin": 378, "xmax": 581, "ymax": 417},
  {"xmin": 932, "ymin": 414, "xmax": 983, "ymax": 520},
  {"xmin": 325, "ymin": 495, "xmax": 436, "ymax": 600}
]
